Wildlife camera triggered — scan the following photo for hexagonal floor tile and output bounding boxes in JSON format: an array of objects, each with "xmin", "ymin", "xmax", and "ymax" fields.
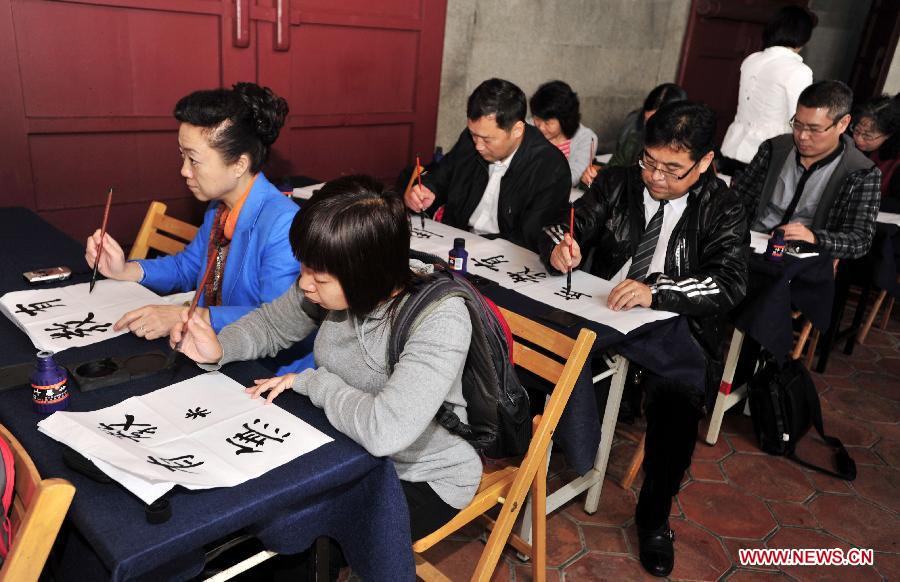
[
  {"xmin": 721, "ymin": 537, "xmax": 777, "ymax": 572},
  {"xmin": 851, "ymin": 464, "xmax": 900, "ymax": 513},
  {"xmin": 667, "ymin": 518, "xmax": 732, "ymax": 581},
  {"xmin": 563, "ymin": 477, "xmax": 636, "ymax": 527},
  {"xmin": 727, "ymin": 570, "xmax": 793, "ymax": 581},
  {"xmin": 766, "ymin": 501, "xmax": 819, "ymax": 528},
  {"xmin": 819, "ymin": 410, "xmax": 879, "ymax": 447},
  {"xmin": 766, "ymin": 527, "xmax": 881, "ymax": 581},
  {"xmin": 809, "ymin": 494, "xmax": 899, "ymax": 553},
  {"xmin": 824, "ymin": 389, "xmax": 900, "ymax": 423},
  {"xmin": 874, "ymin": 437, "xmax": 900, "ymax": 465},
  {"xmin": 853, "ymin": 371, "xmax": 900, "ymax": 402},
  {"xmin": 581, "ymin": 524, "xmax": 628, "ymax": 554},
  {"xmin": 562, "ymin": 553, "xmax": 655, "ymax": 581},
  {"xmin": 873, "ymin": 552, "xmax": 900, "ymax": 580},
  {"xmin": 723, "ymin": 454, "xmax": 815, "ymax": 502},
  {"xmin": 543, "ymin": 513, "xmax": 585, "ymax": 567},
  {"xmin": 679, "ymin": 481, "xmax": 777, "ymax": 539},
  {"xmin": 694, "ymin": 430, "xmax": 735, "ymax": 461}
]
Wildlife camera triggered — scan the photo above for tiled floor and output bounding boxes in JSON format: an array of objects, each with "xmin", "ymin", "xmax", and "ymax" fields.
[{"xmin": 419, "ymin": 314, "xmax": 900, "ymax": 581}]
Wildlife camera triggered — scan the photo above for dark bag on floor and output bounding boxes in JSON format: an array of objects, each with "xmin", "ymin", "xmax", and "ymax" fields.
[
  {"xmin": 748, "ymin": 357, "xmax": 856, "ymax": 480},
  {"xmin": 388, "ymin": 262, "xmax": 531, "ymax": 459}
]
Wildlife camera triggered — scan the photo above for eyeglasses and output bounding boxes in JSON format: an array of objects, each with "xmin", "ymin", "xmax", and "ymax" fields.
[
  {"xmin": 638, "ymin": 151, "xmax": 699, "ymax": 181},
  {"xmin": 789, "ymin": 113, "xmax": 848, "ymax": 135},
  {"xmin": 851, "ymin": 125, "xmax": 886, "ymax": 142}
]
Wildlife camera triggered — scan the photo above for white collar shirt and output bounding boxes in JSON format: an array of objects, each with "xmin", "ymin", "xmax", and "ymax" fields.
[
  {"xmin": 468, "ymin": 147, "xmax": 518, "ymax": 235},
  {"xmin": 611, "ymin": 187, "xmax": 689, "ymax": 284}
]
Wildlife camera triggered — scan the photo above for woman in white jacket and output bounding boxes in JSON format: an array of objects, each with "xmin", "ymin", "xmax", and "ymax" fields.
[{"xmin": 720, "ymin": 6, "xmax": 816, "ymax": 175}]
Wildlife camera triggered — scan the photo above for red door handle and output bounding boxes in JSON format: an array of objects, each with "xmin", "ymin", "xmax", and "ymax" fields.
[
  {"xmin": 233, "ymin": 0, "xmax": 250, "ymax": 48},
  {"xmin": 274, "ymin": 0, "xmax": 291, "ymax": 51}
]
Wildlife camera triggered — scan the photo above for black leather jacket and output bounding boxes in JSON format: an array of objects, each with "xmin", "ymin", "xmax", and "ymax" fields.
[
  {"xmin": 540, "ymin": 165, "xmax": 750, "ymax": 382},
  {"xmin": 423, "ymin": 124, "xmax": 570, "ymax": 252}
]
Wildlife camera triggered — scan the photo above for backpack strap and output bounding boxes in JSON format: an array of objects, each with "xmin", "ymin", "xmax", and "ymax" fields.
[
  {"xmin": 387, "ymin": 269, "xmax": 498, "ymax": 442},
  {"xmin": 787, "ymin": 377, "xmax": 857, "ymax": 481}
]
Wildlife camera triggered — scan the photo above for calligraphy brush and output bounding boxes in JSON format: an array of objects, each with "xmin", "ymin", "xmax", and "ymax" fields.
[
  {"xmin": 165, "ymin": 252, "xmax": 217, "ymax": 369},
  {"xmin": 567, "ymin": 202, "xmax": 575, "ymax": 294},
  {"xmin": 90, "ymin": 187, "xmax": 114, "ymax": 293},
  {"xmin": 415, "ymin": 155, "xmax": 426, "ymax": 229}
]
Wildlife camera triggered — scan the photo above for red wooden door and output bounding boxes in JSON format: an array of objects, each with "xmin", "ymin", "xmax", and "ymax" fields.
[
  {"xmin": 849, "ymin": 0, "xmax": 900, "ymax": 102},
  {"xmin": 253, "ymin": 0, "xmax": 448, "ymax": 184},
  {"xmin": 0, "ymin": 0, "xmax": 253, "ymax": 245},
  {"xmin": 0, "ymin": 0, "xmax": 448, "ymax": 246},
  {"xmin": 676, "ymin": 0, "xmax": 808, "ymax": 146}
]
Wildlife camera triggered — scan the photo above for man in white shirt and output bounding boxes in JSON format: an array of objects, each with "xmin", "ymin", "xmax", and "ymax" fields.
[
  {"xmin": 540, "ymin": 102, "xmax": 749, "ymax": 577},
  {"xmin": 404, "ymin": 78, "xmax": 570, "ymax": 252}
]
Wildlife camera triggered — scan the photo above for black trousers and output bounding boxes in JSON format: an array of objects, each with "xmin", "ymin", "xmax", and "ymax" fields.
[
  {"xmin": 401, "ymin": 480, "xmax": 460, "ymax": 541},
  {"xmin": 634, "ymin": 372, "xmax": 705, "ymax": 531}
]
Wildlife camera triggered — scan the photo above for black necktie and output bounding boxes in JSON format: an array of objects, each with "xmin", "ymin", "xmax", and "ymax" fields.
[{"xmin": 627, "ymin": 200, "xmax": 667, "ymax": 281}]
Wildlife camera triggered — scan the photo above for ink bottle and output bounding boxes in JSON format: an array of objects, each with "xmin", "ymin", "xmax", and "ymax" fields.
[
  {"xmin": 448, "ymin": 238, "xmax": 468, "ymax": 274},
  {"xmin": 31, "ymin": 350, "xmax": 70, "ymax": 414},
  {"xmin": 765, "ymin": 229, "xmax": 786, "ymax": 263}
]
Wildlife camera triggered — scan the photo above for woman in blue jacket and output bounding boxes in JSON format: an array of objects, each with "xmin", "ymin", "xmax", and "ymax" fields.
[{"xmin": 85, "ymin": 83, "xmax": 304, "ymax": 351}]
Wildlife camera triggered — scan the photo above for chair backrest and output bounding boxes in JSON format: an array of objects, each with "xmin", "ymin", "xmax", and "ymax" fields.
[
  {"xmin": 497, "ymin": 307, "xmax": 595, "ymax": 456},
  {"xmin": 0, "ymin": 424, "xmax": 75, "ymax": 582},
  {"xmin": 128, "ymin": 201, "xmax": 200, "ymax": 260}
]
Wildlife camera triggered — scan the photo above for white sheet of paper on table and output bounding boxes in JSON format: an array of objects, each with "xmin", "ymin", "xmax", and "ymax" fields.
[
  {"xmin": 410, "ymin": 218, "xmax": 676, "ymax": 335},
  {"xmin": 749, "ymin": 231, "xmax": 771, "ymax": 254},
  {"xmin": 0, "ymin": 280, "xmax": 163, "ymax": 353},
  {"xmin": 878, "ymin": 211, "xmax": 900, "ymax": 227},
  {"xmin": 38, "ymin": 372, "xmax": 334, "ymax": 503}
]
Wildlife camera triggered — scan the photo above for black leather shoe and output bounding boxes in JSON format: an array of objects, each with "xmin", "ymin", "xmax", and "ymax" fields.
[{"xmin": 638, "ymin": 522, "xmax": 675, "ymax": 577}]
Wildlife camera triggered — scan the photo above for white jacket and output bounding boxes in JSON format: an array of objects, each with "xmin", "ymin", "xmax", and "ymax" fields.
[{"xmin": 721, "ymin": 46, "xmax": 813, "ymax": 163}]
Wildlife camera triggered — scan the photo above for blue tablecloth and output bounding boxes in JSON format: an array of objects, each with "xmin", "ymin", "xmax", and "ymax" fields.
[
  {"xmin": 0, "ymin": 207, "xmax": 414, "ymax": 581},
  {"xmin": 475, "ymin": 276, "xmax": 705, "ymax": 474}
]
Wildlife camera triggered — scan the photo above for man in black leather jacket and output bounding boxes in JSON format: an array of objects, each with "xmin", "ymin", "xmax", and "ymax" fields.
[
  {"xmin": 404, "ymin": 78, "xmax": 570, "ymax": 252},
  {"xmin": 540, "ymin": 102, "xmax": 749, "ymax": 577}
]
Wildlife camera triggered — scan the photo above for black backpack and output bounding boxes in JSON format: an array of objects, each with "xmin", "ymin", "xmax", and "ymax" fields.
[
  {"xmin": 387, "ymin": 266, "xmax": 531, "ymax": 459},
  {"xmin": 748, "ymin": 357, "xmax": 856, "ymax": 480}
]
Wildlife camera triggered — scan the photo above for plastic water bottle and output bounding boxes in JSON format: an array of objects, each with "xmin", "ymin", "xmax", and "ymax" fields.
[
  {"xmin": 31, "ymin": 351, "xmax": 70, "ymax": 414},
  {"xmin": 448, "ymin": 238, "xmax": 468, "ymax": 274}
]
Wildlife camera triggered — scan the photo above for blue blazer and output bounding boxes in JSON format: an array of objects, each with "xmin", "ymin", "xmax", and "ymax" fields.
[{"xmin": 136, "ymin": 173, "xmax": 300, "ymax": 332}]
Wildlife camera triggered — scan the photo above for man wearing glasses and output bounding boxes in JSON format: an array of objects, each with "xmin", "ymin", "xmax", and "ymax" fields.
[
  {"xmin": 732, "ymin": 80, "xmax": 881, "ymax": 259},
  {"xmin": 540, "ymin": 101, "xmax": 748, "ymax": 577}
]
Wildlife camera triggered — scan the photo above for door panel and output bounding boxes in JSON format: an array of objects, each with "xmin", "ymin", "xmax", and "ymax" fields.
[
  {"xmin": 256, "ymin": 0, "xmax": 447, "ymax": 183},
  {"xmin": 0, "ymin": 0, "xmax": 448, "ymax": 245},
  {"xmin": 0, "ymin": 0, "xmax": 238, "ymax": 243},
  {"xmin": 677, "ymin": 0, "xmax": 808, "ymax": 146}
]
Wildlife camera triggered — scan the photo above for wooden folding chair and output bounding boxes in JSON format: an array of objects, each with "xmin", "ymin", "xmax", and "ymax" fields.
[
  {"xmin": 0, "ymin": 424, "xmax": 75, "ymax": 582},
  {"xmin": 128, "ymin": 201, "xmax": 199, "ymax": 260},
  {"xmin": 413, "ymin": 308, "xmax": 596, "ymax": 582}
]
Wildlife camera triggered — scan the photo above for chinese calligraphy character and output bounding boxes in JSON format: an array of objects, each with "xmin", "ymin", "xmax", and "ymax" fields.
[
  {"xmin": 471, "ymin": 255, "xmax": 509, "ymax": 272},
  {"xmin": 226, "ymin": 418, "xmax": 291, "ymax": 455},
  {"xmin": 507, "ymin": 266, "xmax": 547, "ymax": 284},
  {"xmin": 14, "ymin": 298, "xmax": 64, "ymax": 317},
  {"xmin": 147, "ymin": 454, "xmax": 205, "ymax": 473},
  {"xmin": 553, "ymin": 287, "xmax": 592, "ymax": 301},
  {"xmin": 411, "ymin": 227, "xmax": 444, "ymax": 240},
  {"xmin": 185, "ymin": 407, "xmax": 211, "ymax": 420},
  {"xmin": 99, "ymin": 414, "xmax": 158, "ymax": 442},
  {"xmin": 45, "ymin": 312, "xmax": 112, "ymax": 340}
]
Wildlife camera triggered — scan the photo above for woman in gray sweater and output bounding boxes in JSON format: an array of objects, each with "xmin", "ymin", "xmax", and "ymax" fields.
[{"xmin": 172, "ymin": 175, "xmax": 481, "ymax": 540}]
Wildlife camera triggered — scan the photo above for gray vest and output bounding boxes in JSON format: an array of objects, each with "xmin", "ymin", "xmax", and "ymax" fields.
[{"xmin": 756, "ymin": 134, "xmax": 875, "ymax": 229}]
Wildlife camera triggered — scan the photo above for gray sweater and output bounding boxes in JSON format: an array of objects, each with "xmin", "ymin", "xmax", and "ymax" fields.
[{"xmin": 210, "ymin": 266, "xmax": 481, "ymax": 509}]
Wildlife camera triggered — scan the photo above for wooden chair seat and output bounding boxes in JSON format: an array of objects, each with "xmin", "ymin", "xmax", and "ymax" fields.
[{"xmin": 413, "ymin": 308, "xmax": 595, "ymax": 581}]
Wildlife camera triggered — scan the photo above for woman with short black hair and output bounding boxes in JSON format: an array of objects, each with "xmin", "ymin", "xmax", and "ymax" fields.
[
  {"xmin": 852, "ymin": 95, "xmax": 900, "ymax": 209},
  {"xmin": 173, "ymin": 175, "xmax": 481, "ymax": 541},
  {"xmin": 530, "ymin": 80, "xmax": 598, "ymax": 186},
  {"xmin": 85, "ymin": 83, "xmax": 309, "ymax": 377},
  {"xmin": 720, "ymin": 6, "xmax": 817, "ymax": 174}
]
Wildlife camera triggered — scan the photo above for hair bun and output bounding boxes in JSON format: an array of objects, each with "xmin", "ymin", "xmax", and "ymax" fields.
[{"xmin": 233, "ymin": 82, "xmax": 289, "ymax": 146}]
